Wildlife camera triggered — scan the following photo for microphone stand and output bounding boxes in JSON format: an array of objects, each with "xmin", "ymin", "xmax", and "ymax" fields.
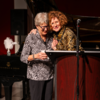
[{"xmin": 76, "ymin": 19, "xmax": 81, "ymax": 100}]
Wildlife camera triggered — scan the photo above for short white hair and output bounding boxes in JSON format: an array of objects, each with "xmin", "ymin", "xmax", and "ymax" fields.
[{"xmin": 34, "ymin": 12, "xmax": 48, "ymax": 26}]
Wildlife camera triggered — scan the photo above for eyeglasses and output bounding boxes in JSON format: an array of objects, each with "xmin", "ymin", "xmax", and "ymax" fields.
[{"xmin": 39, "ymin": 25, "xmax": 49, "ymax": 30}]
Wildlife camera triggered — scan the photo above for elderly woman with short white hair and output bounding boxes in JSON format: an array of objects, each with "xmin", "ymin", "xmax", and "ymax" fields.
[{"xmin": 20, "ymin": 12, "xmax": 54, "ymax": 100}]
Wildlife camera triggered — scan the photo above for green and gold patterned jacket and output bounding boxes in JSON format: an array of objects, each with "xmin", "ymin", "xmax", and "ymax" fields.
[{"xmin": 53, "ymin": 26, "xmax": 82, "ymax": 51}]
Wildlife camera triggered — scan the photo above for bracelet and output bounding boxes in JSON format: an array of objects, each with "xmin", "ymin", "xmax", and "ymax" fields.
[{"xmin": 33, "ymin": 54, "xmax": 35, "ymax": 60}]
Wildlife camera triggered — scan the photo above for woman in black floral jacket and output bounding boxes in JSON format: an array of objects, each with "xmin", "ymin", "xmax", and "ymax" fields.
[{"xmin": 20, "ymin": 12, "xmax": 54, "ymax": 100}]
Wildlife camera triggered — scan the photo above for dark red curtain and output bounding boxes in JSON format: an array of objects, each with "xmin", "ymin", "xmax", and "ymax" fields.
[{"xmin": 0, "ymin": 0, "xmax": 14, "ymax": 55}]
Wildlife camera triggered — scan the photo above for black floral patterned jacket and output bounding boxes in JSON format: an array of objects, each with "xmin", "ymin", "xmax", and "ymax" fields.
[{"xmin": 20, "ymin": 31, "xmax": 54, "ymax": 81}]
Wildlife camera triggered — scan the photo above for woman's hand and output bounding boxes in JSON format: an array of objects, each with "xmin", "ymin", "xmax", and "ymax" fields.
[
  {"xmin": 29, "ymin": 29, "xmax": 37, "ymax": 34},
  {"xmin": 28, "ymin": 52, "xmax": 48, "ymax": 61},
  {"xmin": 52, "ymin": 38, "xmax": 58, "ymax": 50},
  {"xmin": 35, "ymin": 52, "xmax": 47, "ymax": 60}
]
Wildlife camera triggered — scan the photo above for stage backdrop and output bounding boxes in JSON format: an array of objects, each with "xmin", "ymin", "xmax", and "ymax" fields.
[
  {"xmin": 0, "ymin": 0, "xmax": 14, "ymax": 55},
  {"xmin": 54, "ymin": 0, "xmax": 100, "ymax": 17}
]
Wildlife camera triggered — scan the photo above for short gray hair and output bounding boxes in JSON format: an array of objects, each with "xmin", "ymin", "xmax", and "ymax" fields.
[{"xmin": 34, "ymin": 12, "xmax": 48, "ymax": 26}]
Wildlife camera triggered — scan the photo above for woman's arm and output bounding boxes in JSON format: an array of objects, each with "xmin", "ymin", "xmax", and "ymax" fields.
[
  {"xmin": 29, "ymin": 29, "xmax": 37, "ymax": 34},
  {"xmin": 64, "ymin": 28, "xmax": 76, "ymax": 50},
  {"xmin": 20, "ymin": 34, "xmax": 48, "ymax": 64},
  {"xmin": 28, "ymin": 52, "xmax": 48, "ymax": 61},
  {"xmin": 51, "ymin": 38, "xmax": 58, "ymax": 50},
  {"xmin": 20, "ymin": 34, "xmax": 32, "ymax": 64}
]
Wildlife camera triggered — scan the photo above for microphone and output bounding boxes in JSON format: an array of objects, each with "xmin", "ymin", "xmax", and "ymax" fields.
[{"xmin": 77, "ymin": 19, "xmax": 81, "ymax": 24}]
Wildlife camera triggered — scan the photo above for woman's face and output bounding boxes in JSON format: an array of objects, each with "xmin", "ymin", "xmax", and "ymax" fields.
[
  {"xmin": 50, "ymin": 17, "xmax": 61, "ymax": 32},
  {"xmin": 36, "ymin": 23, "xmax": 48, "ymax": 36}
]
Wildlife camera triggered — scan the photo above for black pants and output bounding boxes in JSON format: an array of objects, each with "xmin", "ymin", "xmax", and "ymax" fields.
[{"xmin": 29, "ymin": 79, "xmax": 53, "ymax": 100}]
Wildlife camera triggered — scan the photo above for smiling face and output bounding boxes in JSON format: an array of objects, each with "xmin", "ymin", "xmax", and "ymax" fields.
[
  {"xmin": 36, "ymin": 23, "xmax": 48, "ymax": 36},
  {"xmin": 50, "ymin": 17, "xmax": 61, "ymax": 32}
]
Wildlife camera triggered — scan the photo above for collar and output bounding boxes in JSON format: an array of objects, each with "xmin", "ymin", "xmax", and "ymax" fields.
[
  {"xmin": 53, "ymin": 26, "xmax": 66, "ymax": 41},
  {"xmin": 35, "ymin": 29, "xmax": 50, "ymax": 43}
]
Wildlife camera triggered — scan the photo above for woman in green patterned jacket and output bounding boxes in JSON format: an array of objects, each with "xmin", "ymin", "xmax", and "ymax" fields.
[{"xmin": 49, "ymin": 10, "xmax": 80, "ymax": 51}]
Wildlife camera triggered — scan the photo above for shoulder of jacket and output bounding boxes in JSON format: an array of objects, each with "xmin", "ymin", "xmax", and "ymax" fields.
[
  {"xmin": 65, "ymin": 27, "xmax": 75, "ymax": 36},
  {"xmin": 25, "ymin": 33, "xmax": 36, "ymax": 44},
  {"xmin": 65, "ymin": 27, "xmax": 73, "ymax": 32}
]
